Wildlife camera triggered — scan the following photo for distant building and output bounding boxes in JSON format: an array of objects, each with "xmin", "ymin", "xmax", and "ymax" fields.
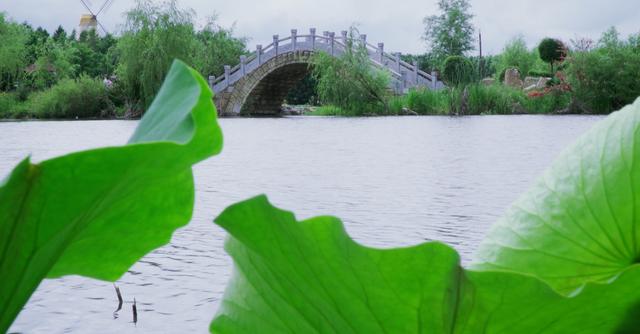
[{"xmin": 78, "ymin": 14, "xmax": 97, "ymax": 34}]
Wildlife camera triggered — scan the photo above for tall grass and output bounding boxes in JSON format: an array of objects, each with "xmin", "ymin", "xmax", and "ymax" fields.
[{"xmin": 352, "ymin": 84, "xmax": 571, "ymax": 116}]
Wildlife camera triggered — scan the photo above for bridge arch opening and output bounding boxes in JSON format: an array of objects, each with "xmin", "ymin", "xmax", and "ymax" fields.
[{"xmin": 241, "ymin": 62, "xmax": 311, "ymax": 115}]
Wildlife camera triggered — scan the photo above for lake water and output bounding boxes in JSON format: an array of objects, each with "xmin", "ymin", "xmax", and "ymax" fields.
[{"xmin": 2, "ymin": 115, "xmax": 603, "ymax": 333}]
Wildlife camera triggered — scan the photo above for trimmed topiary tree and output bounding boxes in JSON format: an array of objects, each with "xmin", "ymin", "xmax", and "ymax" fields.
[
  {"xmin": 538, "ymin": 38, "xmax": 567, "ymax": 74},
  {"xmin": 442, "ymin": 56, "xmax": 474, "ymax": 86}
]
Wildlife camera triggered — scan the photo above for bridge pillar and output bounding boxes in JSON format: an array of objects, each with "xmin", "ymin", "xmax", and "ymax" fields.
[
  {"xmin": 309, "ymin": 28, "xmax": 316, "ymax": 49},
  {"xmin": 256, "ymin": 44, "xmax": 262, "ymax": 64},
  {"xmin": 377, "ymin": 42, "xmax": 384, "ymax": 63},
  {"xmin": 240, "ymin": 55, "xmax": 247, "ymax": 75},
  {"xmin": 291, "ymin": 29, "xmax": 297, "ymax": 51},
  {"xmin": 224, "ymin": 65, "xmax": 230, "ymax": 87},
  {"xmin": 273, "ymin": 35, "xmax": 279, "ymax": 55},
  {"xmin": 329, "ymin": 32, "xmax": 335, "ymax": 55}
]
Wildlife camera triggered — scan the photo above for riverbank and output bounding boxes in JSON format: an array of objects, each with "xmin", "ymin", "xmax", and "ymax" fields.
[
  {"xmin": 0, "ymin": 82, "xmax": 609, "ymax": 120},
  {"xmin": 303, "ymin": 83, "xmax": 581, "ymax": 117}
]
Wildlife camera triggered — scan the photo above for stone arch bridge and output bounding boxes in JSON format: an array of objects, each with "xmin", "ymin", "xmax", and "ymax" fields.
[{"xmin": 209, "ymin": 28, "xmax": 446, "ymax": 116}]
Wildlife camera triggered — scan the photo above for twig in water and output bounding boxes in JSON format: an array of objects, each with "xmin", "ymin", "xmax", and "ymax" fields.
[
  {"xmin": 132, "ymin": 297, "xmax": 138, "ymax": 325},
  {"xmin": 113, "ymin": 284, "xmax": 123, "ymax": 319}
]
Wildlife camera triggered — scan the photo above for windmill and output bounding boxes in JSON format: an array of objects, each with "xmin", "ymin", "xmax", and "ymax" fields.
[{"xmin": 78, "ymin": 0, "xmax": 115, "ymax": 35}]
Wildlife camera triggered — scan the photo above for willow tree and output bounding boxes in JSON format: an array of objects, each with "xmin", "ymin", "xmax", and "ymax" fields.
[
  {"xmin": 311, "ymin": 28, "xmax": 391, "ymax": 115},
  {"xmin": 116, "ymin": 0, "xmax": 198, "ymax": 109}
]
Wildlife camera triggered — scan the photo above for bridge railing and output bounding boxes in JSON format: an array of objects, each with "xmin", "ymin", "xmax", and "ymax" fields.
[{"xmin": 210, "ymin": 28, "xmax": 445, "ymax": 94}]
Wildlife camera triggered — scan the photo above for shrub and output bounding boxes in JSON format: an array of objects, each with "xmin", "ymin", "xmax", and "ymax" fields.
[
  {"xmin": 442, "ymin": 56, "xmax": 474, "ymax": 86},
  {"xmin": 567, "ymin": 30, "xmax": 640, "ymax": 113},
  {"xmin": 538, "ymin": 38, "xmax": 567, "ymax": 73},
  {"xmin": 0, "ymin": 93, "xmax": 17, "ymax": 118},
  {"xmin": 29, "ymin": 75, "xmax": 114, "ymax": 118},
  {"xmin": 528, "ymin": 70, "xmax": 553, "ymax": 77},
  {"xmin": 496, "ymin": 36, "xmax": 538, "ymax": 80},
  {"xmin": 522, "ymin": 91, "xmax": 571, "ymax": 113}
]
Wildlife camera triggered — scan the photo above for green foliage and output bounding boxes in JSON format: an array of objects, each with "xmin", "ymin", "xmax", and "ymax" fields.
[
  {"xmin": 194, "ymin": 17, "xmax": 247, "ymax": 77},
  {"xmin": 0, "ymin": 13, "xmax": 29, "ymax": 91},
  {"xmin": 442, "ymin": 55, "xmax": 473, "ymax": 86},
  {"xmin": 305, "ymin": 105, "xmax": 350, "ymax": 116},
  {"xmin": 423, "ymin": 0, "xmax": 475, "ymax": 62},
  {"xmin": 28, "ymin": 38, "xmax": 76, "ymax": 90},
  {"xmin": 528, "ymin": 69, "xmax": 553, "ymax": 77},
  {"xmin": 383, "ymin": 84, "xmax": 570, "ymax": 115},
  {"xmin": 405, "ymin": 88, "xmax": 448, "ymax": 114},
  {"xmin": 567, "ymin": 29, "xmax": 640, "ymax": 113},
  {"xmin": 0, "ymin": 60, "xmax": 223, "ymax": 332},
  {"xmin": 116, "ymin": 0, "xmax": 199, "ymax": 109},
  {"xmin": 211, "ymin": 102, "xmax": 640, "ymax": 332},
  {"xmin": 522, "ymin": 90, "xmax": 571, "ymax": 113},
  {"xmin": 285, "ymin": 73, "xmax": 318, "ymax": 105},
  {"xmin": 0, "ymin": 92, "xmax": 18, "ymax": 117},
  {"xmin": 312, "ymin": 28, "xmax": 391, "ymax": 115},
  {"xmin": 538, "ymin": 38, "xmax": 566, "ymax": 72},
  {"xmin": 464, "ymin": 83, "xmax": 525, "ymax": 114},
  {"xmin": 496, "ymin": 36, "xmax": 539, "ymax": 80},
  {"xmin": 27, "ymin": 75, "xmax": 113, "ymax": 118}
]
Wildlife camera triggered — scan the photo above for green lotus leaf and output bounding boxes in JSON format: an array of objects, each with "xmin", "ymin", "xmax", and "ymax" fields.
[
  {"xmin": 211, "ymin": 195, "xmax": 640, "ymax": 333},
  {"xmin": 473, "ymin": 98, "xmax": 640, "ymax": 294},
  {"xmin": 0, "ymin": 60, "xmax": 222, "ymax": 332}
]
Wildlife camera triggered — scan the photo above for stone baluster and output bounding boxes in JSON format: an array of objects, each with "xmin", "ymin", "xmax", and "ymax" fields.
[
  {"xmin": 224, "ymin": 65, "xmax": 230, "ymax": 86},
  {"xmin": 413, "ymin": 61, "xmax": 419, "ymax": 85},
  {"xmin": 360, "ymin": 34, "xmax": 367, "ymax": 51},
  {"xmin": 431, "ymin": 71, "xmax": 438, "ymax": 89},
  {"xmin": 377, "ymin": 42, "xmax": 384, "ymax": 63},
  {"xmin": 291, "ymin": 29, "xmax": 297, "ymax": 51},
  {"xmin": 395, "ymin": 53, "xmax": 401, "ymax": 73},
  {"xmin": 341, "ymin": 30, "xmax": 348, "ymax": 44},
  {"xmin": 273, "ymin": 35, "xmax": 279, "ymax": 56},
  {"xmin": 310, "ymin": 28, "xmax": 316, "ymax": 49},
  {"xmin": 329, "ymin": 32, "xmax": 335, "ymax": 56},
  {"xmin": 208, "ymin": 75, "xmax": 215, "ymax": 89},
  {"xmin": 240, "ymin": 55, "xmax": 246, "ymax": 76},
  {"xmin": 256, "ymin": 44, "xmax": 262, "ymax": 65}
]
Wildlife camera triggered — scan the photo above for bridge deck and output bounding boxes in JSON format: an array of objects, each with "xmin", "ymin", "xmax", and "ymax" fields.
[{"xmin": 210, "ymin": 29, "xmax": 446, "ymax": 95}]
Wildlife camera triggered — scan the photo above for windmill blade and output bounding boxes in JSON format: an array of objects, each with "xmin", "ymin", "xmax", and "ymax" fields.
[
  {"xmin": 80, "ymin": 0, "xmax": 96, "ymax": 16},
  {"xmin": 96, "ymin": 19, "xmax": 108, "ymax": 35},
  {"xmin": 96, "ymin": 0, "xmax": 114, "ymax": 16}
]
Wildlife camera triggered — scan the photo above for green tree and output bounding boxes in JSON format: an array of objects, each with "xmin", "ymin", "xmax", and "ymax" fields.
[
  {"xmin": 311, "ymin": 28, "xmax": 391, "ymax": 115},
  {"xmin": 0, "ymin": 13, "xmax": 29, "ymax": 91},
  {"xmin": 116, "ymin": 0, "xmax": 198, "ymax": 109},
  {"xmin": 52, "ymin": 25, "xmax": 67, "ymax": 43},
  {"xmin": 538, "ymin": 38, "xmax": 566, "ymax": 73},
  {"xmin": 423, "ymin": 0, "xmax": 475, "ymax": 63},
  {"xmin": 194, "ymin": 17, "xmax": 247, "ymax": 77},
  {"xmin": 567, "ymin": 29, "xmax": 640, "ymax": 113}
]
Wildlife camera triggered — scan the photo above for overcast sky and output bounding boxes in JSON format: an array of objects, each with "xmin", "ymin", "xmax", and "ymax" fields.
[{"xmin": 1, "ymin": 0, "xmax": 639, "ymax": 55}]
